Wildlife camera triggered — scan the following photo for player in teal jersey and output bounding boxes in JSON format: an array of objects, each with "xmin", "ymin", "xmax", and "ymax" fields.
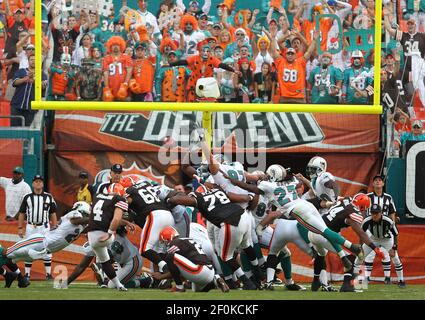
[
  {"xmin": 308, "ymin": 52, "xmax": 343, "ymax": 104},
  {"xmin": 0, "ymin": 245, "xmax": 30, "ymax": 288},
  {"xmin": 343, "ymin": 50, "xmax": 373, "ymax": 104}
]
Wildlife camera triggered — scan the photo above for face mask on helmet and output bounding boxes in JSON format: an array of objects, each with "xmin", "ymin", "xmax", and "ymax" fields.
[{"xmin": 306, "ymin": 157, "xmax": 327, "ymax": 179}]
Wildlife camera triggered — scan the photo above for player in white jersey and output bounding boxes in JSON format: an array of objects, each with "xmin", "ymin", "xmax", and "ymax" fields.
[
  {"xmin": 199, "ymin": 141, "xmax": 265, "ymax": 287},
  {"xmin": 6, "ymin": 202, "xmax": 90, "ymax": 263},
  {"xmin": 228, "ymin": 164, "xmax": 362, "ymax": 270},
  {"xmin": 81, "ymin": 227, "xmax": 143, "ymax": 289},
  {"xmin": 298, "ymin": 156, "xmax": 340, "ymax": 215}
]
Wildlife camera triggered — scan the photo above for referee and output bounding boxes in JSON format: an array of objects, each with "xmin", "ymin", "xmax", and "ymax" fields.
[
  {"xmin": 17, "ymin": 175, "xmax": 58, "ymax": 281},
  {"xmin": 96, "ymin": 164, "xmax": 123, "ymax": 194},
  {"xmin": 354, "ymin": 204, "xmax": 406, "ymax": 288},
  {"xmin": 367, "ymin": 174, "xmax": 398, "ymax": 222}
]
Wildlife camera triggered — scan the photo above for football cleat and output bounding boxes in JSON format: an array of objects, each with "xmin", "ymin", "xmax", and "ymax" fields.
[
  {"xmin": 90, "ymin": 263, "xmax": 105, "ymax": 286},
  {"xmin": 117, "ymin": 285, "xmax": 128, "ymax": 291},
  {"xmin": 242, "ymin": 278, "xmax": 257, "ymax": 290},
  {"xmin": 273, "ymin": 277, "xmax": 283, "ymax": 285},
  {"xmin": 4, "ymin": 271, "xmax": 17, "ymax": 288},
  {"xmin": 18, "ymin": 274, "xmax": 30, "ymax": 288},
  {"xmin": 340, "ymin": 282, "xmax": 355, "ymax": 292},
  {"xmin": 263, "ymin": 282, "xmax": 274, "ymax": 291},
  {"xmin": 224, "ymin": 278, "xmax": 240, "ymax": 290},
  {"xmin": 285, "ymin": 283, "xmax": 306, "ymax": 291},
  {"xmin": 384, "ymin": 277, "xmax": 391, "ymax": 285},
  {"xmin": 311, "ymin": 280, "xmax": 321, "ymax": 292},
  {"xmin": 216, "ymin": 277, "xmax": 230, "ymax": 293},
  {"xmin": 158, "ymin": 278, "xmax": 173, "ymax": 290},
  {"xmin": 398, "ymin": 281, "xmax": 407, "ymax": 289},
  {"xmin": 46, "ymin": 273, "xmax": 53, "ymax": 281},
  {"xmin": 321, "ymin": 284, "xmax": 338, "ymax": 292}
]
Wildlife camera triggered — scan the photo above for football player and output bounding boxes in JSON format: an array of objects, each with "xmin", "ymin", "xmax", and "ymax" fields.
[
  {"xmin": 125, "ymin": 180, "xmax": 175, "ymax": 275},
  {"xmin": 64, "ymin": 225, "xmax": 145, "ymax": 289},
  {"xmin": 307, "ymin": 194, "xmax": 385, "ymax": 292},
  {"xmin": 87, "ymin": 183, "xmax": 129, "ymax": 291},
  {"xmin": 151, "ymin": 226, "xmax": 229, "ymax": 293},
  {"xmin": 167, "ymin": 186, "xmax": 259, "ymax": 290},
  {"xmin": 226, "ymin": 164, "xmax": 363, "ymax": 273},
  {"xmin": 297, "ymin": 156, "xmax": 340, "ymax": 215}
]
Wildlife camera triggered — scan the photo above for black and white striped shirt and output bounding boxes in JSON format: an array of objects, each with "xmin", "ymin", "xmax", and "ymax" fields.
[
  {"xmin": 19, "ymin": 192, "xmax": 57, "ymax": 225},
  {"xmin": 362, "ymin": 215, "xmax": 399, "ymax": 239},
  {"xmin": 367, "ymin": 192, "xmax": 397, "ymax": 217}
]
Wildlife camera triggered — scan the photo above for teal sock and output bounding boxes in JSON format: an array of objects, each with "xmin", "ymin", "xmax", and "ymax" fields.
[
  {"xmin": 218, "ymin": 257, "xmax": 233, "ymax": 277},
  {"xmin": 239, "ymin": 252, "xmax": 252, "ymax": 272},
  {"xmin": 278, "ymin": 252, "xmax": 292, "ymax": 280},
  {"xmin": 296, "ymin": 223, "xmax": 311, "ymax": 244},
  {"xmin": 253, "ymin": 243, "xmax": 264, "ymax": 262},
  {"xmin": 322, "ymin": 228, "xmax": 345, "ymax": 253}
]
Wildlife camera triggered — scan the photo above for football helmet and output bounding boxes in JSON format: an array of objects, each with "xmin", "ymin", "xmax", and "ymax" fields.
[
  {"xmin": 306, "ymin": 156, "xmax": 327, "ymax": 179},
  {"xmin": 159, "ymin": 226, "xmax": 179, "ymax": 245},
  {"xmin": 352, "ymin": 193, "xmax": 371, "ymax": 212},
  {"xmin": 195, "ymin": 184, "xmax": 209, "ymax": 193},
  {"xmin": 107, "ymin": 183, "xmax": 125, "ymax": 196},
  {"xmin": 266, "ymin": 164, "xmax": 287, "ymax": 182},
  {"xmin": 120, "ymin": 175, "xmax": 140, "ymax": 188},
  {"xmin": 72, "ymin": 201, "xmax": 91, "ymax": 216}
]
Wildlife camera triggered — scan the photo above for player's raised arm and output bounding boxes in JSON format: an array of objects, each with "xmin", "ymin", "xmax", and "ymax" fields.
[{"xmin": 200, "ymin": 140, "xmax": 220, "ymax": 175}]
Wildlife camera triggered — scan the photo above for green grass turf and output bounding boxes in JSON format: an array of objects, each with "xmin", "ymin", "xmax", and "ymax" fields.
[{"xmin": 1, "ymin": 281, "xmax": 425, "ymax": 300}]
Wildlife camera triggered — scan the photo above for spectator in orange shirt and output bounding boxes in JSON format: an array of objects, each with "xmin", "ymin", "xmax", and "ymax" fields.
[
  {"xmin": 266, "ymin": 28, "xmax": 318, "ymax": 103},
  {"xmin": 169, "ymin": 40, "xmax": 239, "ymax": 102},
  {"xmin": 102, "ymin": 36, "xmax": 133, "ymax": 101},
  {"xmin": 293, "ymin": 3, "xmax": 333, "ymax": 52},
  {"xmin": 129, "ymin": 42, "xmax": 156, "ymax": 101}
]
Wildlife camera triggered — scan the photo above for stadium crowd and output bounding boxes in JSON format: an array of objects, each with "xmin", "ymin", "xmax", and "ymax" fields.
[{"xmin": 1, "ymin": 0, "xmax": 381, "ymax": 109}]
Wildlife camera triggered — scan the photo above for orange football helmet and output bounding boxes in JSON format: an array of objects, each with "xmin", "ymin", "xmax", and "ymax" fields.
[
  {"xmin": 107, "ymin": 183, "xmax": 125, "ymax": 197},
  {"xmin": 159, "ymin": 226, "xmax": 179, "ymax": 244},
  {"xmin": 352, "ymin": 194, "xmax": 371, "ymax": 212},
  {"xmin": 120, "ymin": 175, "xmax": 140, "ymax": 188}
]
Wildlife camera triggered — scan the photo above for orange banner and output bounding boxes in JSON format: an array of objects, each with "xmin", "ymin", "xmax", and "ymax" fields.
[{"xmin": 52, "ymin": 111, "xmax": 380, "ymax": 153}]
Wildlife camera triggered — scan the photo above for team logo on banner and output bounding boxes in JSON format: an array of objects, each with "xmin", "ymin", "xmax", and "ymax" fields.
[
  {"xmin": 93, "ymin": 161, "xmax": 165, "ymax": 191},
  {"xmin": 98, "ymin": 112, "xmax": 324, "ymax": 149}
]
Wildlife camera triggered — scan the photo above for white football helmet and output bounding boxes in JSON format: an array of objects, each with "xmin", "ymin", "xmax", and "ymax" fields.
[
  {"xmin": 266, "ymin": 165, "xmax": 287, "ymax": 182},
  {"xmin": 72, "ymin": 201, "xmax": 91, "ymax": 216},
  {"xmin": 306, "ymin": 156, "xmax": 327, "ymax": 179}
]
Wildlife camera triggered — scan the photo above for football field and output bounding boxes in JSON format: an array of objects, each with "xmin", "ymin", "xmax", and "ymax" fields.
[{"xmin": 1, "ymin": 281, "xmax": 425, "ymax": 300}]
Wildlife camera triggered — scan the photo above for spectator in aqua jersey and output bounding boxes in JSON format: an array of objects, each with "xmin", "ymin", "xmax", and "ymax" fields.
[{"xmin": 394, "ymin": 120, "xmax": 425, "ymax": 151}]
